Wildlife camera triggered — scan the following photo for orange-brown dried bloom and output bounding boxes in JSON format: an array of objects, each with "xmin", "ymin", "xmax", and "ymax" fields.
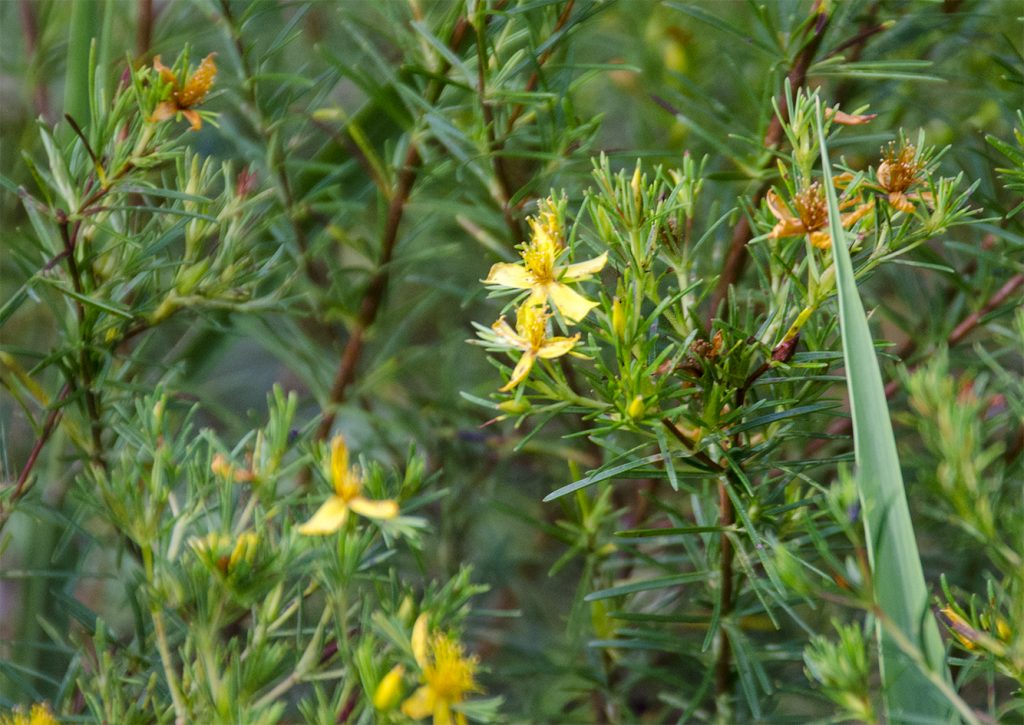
[
  {"xmin": 151, "ymin": 53, "xmax": 217, "ymax": 131},
  {"xmin": 767, "ymin": 180, "xmax": 872, "ymax": 250},
  {"xmin": 876, "ymin": 141, "xmax": 929, "ymax": 213}
]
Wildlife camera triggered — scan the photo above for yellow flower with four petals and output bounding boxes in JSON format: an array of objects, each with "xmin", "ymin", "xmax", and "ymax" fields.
[
  {"xmin": 401, "ymin": 614, "xmax": 481, "ymax": 725},
  {"xmin": 490, "ymin": 301, "xmax": 579, "ymax": 391},
  {"xmin": 484, "ymin": 198, "xmax": 607, "ymax": 323},
  {"xmin": 298, "ymin": 435, "xmax": 398, "ymax": 535}
]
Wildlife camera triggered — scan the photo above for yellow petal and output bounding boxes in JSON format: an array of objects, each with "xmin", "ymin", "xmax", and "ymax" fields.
[
  {"xmin": 329, "ymin": 436, "xmax": 350, "ymax": 495},
  {"xmin": 297, "ymin": 496, "xmax": 349, "ymax": 535},
  {"xmin": 411, "ymin": 614, "xmax": 429, "ymax": 668},
  {"xmin": 434, "ymin": 702, "xmax": 455, "ymax": 725},
  {"xmin": 559, "ymin": 251, "xmax": 607, "ymax": 281},
  {"xmin": 349, "ymin": 496, "xmax": 399, "ymax": 520},
  {"xmin": 483, "ymin": 262, "xmax": 534, "ymax": 289},
  {"xmin": 500, "ymin": 352, "xmax": 537, "ymax": 392},
  {"xmin": 536, "ymin": 335, "xmax": 579, "ymax": 359},
  {"xmin": 547, "ymin": 282, "xmax": 598, "ymax": 323},
  {"xmin": 491, "ymin": 317, "xmax": 527, "ymax": 349},
  {"xmin": 809, "ymin": 231, "xmax": 832, "ymax": 250},
  {"xmin": 401, "ymin": 686, "xmax": 436, "ymax": 720}
]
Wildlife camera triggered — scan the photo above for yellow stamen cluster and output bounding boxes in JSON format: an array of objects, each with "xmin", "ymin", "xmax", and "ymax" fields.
[
  {"xmin": 421, "ymin": 634, "xmax": 479, "ymax": 702},
  {"xmin": 0, "ymin": 703, "xmax": 58, "ymax": 725}
]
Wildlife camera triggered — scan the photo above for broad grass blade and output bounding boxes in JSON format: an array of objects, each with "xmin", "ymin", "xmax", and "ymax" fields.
[{"xmin": 815, "ymin": 104, "xmax": 953, "ymax": 723}]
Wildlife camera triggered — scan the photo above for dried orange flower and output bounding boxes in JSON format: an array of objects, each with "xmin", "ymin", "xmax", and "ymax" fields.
[
  {"xmin": 875, "ymin": 141, "xmax": 930, "ymax": 213},
  {"xmin": 825, "ymin": 107, "xmax": 877, "ymax": 126},
  {"xmin": 151, "ymin": 53, "xmax": 217, "ymax": 131},
  {"xmin": 767, "ymin": 180, "xmax": 872, "ymax": 250}
]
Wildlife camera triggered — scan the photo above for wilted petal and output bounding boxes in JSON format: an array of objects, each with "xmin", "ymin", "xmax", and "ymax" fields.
[
  {"xmin": 827, "ymin": 108, "xmax": 877, "ymax": 125},
  {"xmin": 888, "ymin": 191, "xmax": 915, "ymax": 213},
  {"xmin": 401, "ymin": 686, "xmax": 436, "ymax": 720},
  {"xmin": 876, "ymin": 161, "xmax": 893, "ymax": 190},
  {"xmin": 537, "ymin": 335, "xmax": 579, "ymax": 359},
  {"xmin": 152, "ymin": 55, "xmax": 177, "ymax": 85},
  {"xmin": 150, "ymin": 101, "xmax": 177, "ymax": 122},
  {"xmin": 770, "ymin": 218, "xmax": 806, "ymax": 240},
  {"xmin": 765, "ymin": 189, "xmax": 791, "ymax": 223},
  {"xmin": 349, "ymin": 496, "xmax": 399, "ymax": 520},
  {"xmin": 500, "ymin": 352, "xmax": 537, "ymax": 392},
  {"xmin": 559, "ymin": 251, "xmax": 608, "ymax": 281},
  {"xmin": 484, "ymin": 262, "xmax": 534, "ymax": 289},
  {"xmin": 182, "ymin": 109, "xmax": 203, "ymax": 131},
  {"xmin": 841, "ymin": 202, "xmax": 873, "ymax": 227},
  {"xmin": 297, "ymin": 496, "xmax": 349, "ymax": 535},
  {"xmin": 547, "ymin": 282, "xmax": 598, "ymax": 323}
]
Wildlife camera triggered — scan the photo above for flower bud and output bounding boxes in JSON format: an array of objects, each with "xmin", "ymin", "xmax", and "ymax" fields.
[
  {"xmin": 611, "ymin": 297, "xmax": 626, "ymax": 341},
  {"xmin": 373, "ymin": 665, "xmax": 405, "ymax": 711},
  {"xmin": 627, "ymin": 395, "xmax": 645, "ymax": 420},
  {"xmin": 498, "ymin": 399, "xmax": 531, "ymax": 415}
]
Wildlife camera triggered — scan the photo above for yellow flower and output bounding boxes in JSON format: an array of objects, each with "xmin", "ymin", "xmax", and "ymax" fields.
[
  {"xmin": 151, "ymin": 53, "xmax": 217, "ymax": 131},
  {"xmin": 402, "ymin": 615, "xmax": 481, "ymax": 725},
  {"xmin": 0, "ymin": 704, "xmax": 58, "ymax": 725},
  {"xmin": 766, "ymin": 180, "xmax": 872, "ymax": 250},
  {"xmin": 875, "ymin": 141, "xmax": 930, "ymax": 213},
  {"xmin": 491, "ymin": 302, "xmax": 579, "ymax": 391},
  {"xmin": 484, "ymin": 198, "xmax": 607, "ymax": 323},
  {"xmin": 297, "ymin": 436, "xmax": 398, "ymax": 535}
]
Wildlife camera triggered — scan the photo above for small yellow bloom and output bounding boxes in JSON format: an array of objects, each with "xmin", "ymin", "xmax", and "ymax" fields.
[
  {"xmin": 151, "ymin": 53, "xmax": 217, "ymax": 131},
  {"xmin": 490, "ymin": 302, "xmax": 579, "ymax": 392},
  {"xmin": 298, "ymin": 436, "xmax": 398, "ymax": 535},
  {"xmin": 210, "ymin": 453, "xmax": 254, "ymax": 482},
  {"xmin": 766, "ymin": 180, "xmax": 872, "ymax": 250},
  {"xmin": 402, "ymin": 618, "xmax": 481, "ymax": 725},
  {"xmin": 484, "ymin": 198, "xmax": 607, "ymax": 323},
  {"xmin": 373, "ymin": 664, "xmax": 406, "ymax": 711},
  {"xmin": 875, "ymin": 141, "xmax": 930, "ymax": 213},
  {"xmin": 0, "ymin": 703, "xmax": 58, "ymax": 725}
]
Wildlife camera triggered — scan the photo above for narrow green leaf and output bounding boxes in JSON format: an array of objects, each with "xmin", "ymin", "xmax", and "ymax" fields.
[
  {"xmin": 816, "ymin": 103, "xmax": 952, "ymax": 723},
  {"xmin": 584, "ymin": 571, "xmax": 709, "ymax": 601}
]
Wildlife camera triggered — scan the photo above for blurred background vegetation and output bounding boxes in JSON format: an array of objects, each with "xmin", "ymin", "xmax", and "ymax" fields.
[{"xmin": 1, "ymin": 0, "xmax": 1021, "ymax": 722}]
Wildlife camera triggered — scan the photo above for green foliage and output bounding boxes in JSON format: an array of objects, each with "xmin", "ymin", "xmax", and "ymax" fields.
[{"xmin": 1, "ymin": 0, "xmax": 1021, "ymax": 722}]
